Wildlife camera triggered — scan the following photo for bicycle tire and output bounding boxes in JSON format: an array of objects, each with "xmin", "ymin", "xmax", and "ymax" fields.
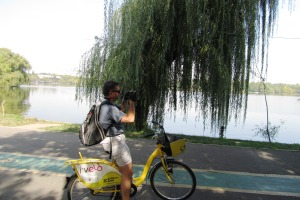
[
  {"xmin": 150, "ymin": 160, "xmax": 196, "ymax": 200},
  {"xmin": 67, "ymin": 174, "xmax": 119, "ymax": 200}
]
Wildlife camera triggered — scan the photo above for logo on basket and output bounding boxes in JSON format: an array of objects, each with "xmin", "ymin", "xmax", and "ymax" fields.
[
  {"xmin": 79, "ymin": 163, "xmax": 103, "ymax": 173},
  {"xmin": 104, "ymin": 177, "xmax": 118, "ymax": 183}
]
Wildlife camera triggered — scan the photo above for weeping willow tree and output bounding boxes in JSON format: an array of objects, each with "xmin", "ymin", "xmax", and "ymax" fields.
[{"xmin": 76, "ymin": 0, "xmax": 290, "ymax": 131}]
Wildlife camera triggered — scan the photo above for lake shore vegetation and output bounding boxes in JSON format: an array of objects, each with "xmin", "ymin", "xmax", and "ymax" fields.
[{"xmin": 0, "ymin": 48, "xmax": 31, "ymax": 87}]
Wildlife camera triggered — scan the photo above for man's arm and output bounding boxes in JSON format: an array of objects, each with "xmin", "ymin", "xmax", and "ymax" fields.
[{"xmin": 120, "ymin": 100, "xmax": 135, "ymax": 123}]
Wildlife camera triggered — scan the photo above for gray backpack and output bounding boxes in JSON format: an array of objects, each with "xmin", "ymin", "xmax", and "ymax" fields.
[{"xmin": 79, "ymin": 101, "xmax": 113, "ymax": 146}]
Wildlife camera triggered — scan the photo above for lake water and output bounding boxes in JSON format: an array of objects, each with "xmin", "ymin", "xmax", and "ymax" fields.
[{"xmin": 10, "ymin": 86, "xmax": 300, "ymax": 144}]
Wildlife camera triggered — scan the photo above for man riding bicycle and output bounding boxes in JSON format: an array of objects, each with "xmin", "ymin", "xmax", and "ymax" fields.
[{"xmin": 99, "ymin": 80, "xmax": 137, "ymax": 200}]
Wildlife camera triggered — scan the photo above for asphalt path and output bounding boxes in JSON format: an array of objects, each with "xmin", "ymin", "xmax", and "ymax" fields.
[{"xmin": 0, "ymin": 125, "xmax": 299, "ymax": 200}]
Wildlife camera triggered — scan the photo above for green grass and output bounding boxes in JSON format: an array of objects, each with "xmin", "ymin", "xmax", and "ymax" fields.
[
  {"xmin": 1, "ymin": 114, "xmax": 299, "ymax": 151},
  {"xmin": 125, "ymin": 131, "xmax": 300, "ymax": 151},
  {"xmin": 45, "ymin": 123, "xmax": 80, "ymax": 132},
  {"xmin": 0, "ymin": 114, "xmax": 79, "ymax": 132},
  {"xmin": 175, "ymin": 134, "xmax": 300, "ymax": 151},
  {"xmin": 0, "ymin": 114, "xmax": 49, "ymax": 126}
]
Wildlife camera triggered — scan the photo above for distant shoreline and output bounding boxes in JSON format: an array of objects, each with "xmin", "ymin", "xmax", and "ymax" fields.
[{"xmin": 22, "ymin": 81, "xmax": 300, "ymax": 97}]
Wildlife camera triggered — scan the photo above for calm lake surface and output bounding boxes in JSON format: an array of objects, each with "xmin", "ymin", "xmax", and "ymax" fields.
[{"xmin": 9, "ymin": 86, "xmax": 300, "ymax": 144}]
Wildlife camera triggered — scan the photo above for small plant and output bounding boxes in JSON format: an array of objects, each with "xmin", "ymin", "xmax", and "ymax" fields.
[{"xmin": 253, "ymin": 121, "xmax": 285, "ymax": 143}]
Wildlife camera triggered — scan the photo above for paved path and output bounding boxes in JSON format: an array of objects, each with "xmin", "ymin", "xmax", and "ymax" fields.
[{"xmin": 0, "ymin": 126, "xmax": 300, "ymax": 199}]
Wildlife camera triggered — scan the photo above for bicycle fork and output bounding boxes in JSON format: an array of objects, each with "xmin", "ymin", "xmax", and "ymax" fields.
[{"xmin": 161, "ymin": 158, "xmax": 175, "ymax": 184}]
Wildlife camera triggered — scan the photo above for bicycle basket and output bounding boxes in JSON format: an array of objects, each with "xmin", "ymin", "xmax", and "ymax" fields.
[
  {"xmin": 158, "ymin": 134, "xmax": 186, "ymax": 157},
  {"xmin": 65, "ymin": 156, "xmax": 121, "ymax": 189}
]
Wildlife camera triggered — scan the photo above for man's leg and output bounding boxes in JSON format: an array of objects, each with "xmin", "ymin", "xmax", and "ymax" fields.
[{"xmin": 119, "ymin": 162, "xmax": 133, "ymax": 200}]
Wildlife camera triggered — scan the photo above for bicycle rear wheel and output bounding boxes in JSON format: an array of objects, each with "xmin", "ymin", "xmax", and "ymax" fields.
[
  {"xmin": 67, "ymin": 174, "xmax": 119, "ymax": 200},
  {"xmin": 150, "ymin": 160, "xmax": 196, "ymax": 200}
]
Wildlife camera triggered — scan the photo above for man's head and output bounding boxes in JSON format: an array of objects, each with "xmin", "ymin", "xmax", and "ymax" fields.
[{"xmin": 103, "ymin": 80, "xmax": 120, "ymax": 101}]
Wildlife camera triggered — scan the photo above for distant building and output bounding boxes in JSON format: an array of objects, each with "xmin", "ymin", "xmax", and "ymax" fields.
[{"xmin": 37, "ymin": 74, "xmax": 61, "ymax": 79}]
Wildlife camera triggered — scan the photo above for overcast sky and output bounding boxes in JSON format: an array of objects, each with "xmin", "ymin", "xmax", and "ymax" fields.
[{"xmin": 0, "ymin": 0, "xmax": 299, "ymax": 84}]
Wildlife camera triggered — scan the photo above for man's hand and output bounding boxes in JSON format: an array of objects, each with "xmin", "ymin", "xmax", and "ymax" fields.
[{"xmin": 120, "ymin": 97, "xmax": 135, "ymax": 123}]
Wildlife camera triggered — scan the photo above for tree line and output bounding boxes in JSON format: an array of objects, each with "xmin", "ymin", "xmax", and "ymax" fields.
[
  {"xmin": 26, "ymin": 73, "xmax": 300, "ymax": 96},
  {"xmin": 28, "ymin": 74, "xmax": 300, "ymax": 96},
  {"xmin": 248, "ymin": 82, "xmax": 300, "ymax": 96},
  {"xmin": 28, "ymin": 73, "xmax": 78, "ymax": 86},
  {"xmin": 0, "ymin": 48, "xmax": 31, "ymax": 87}
]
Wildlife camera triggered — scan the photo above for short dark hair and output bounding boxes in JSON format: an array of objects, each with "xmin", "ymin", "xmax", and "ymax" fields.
[{"xmin": 102, "ymin": 80, "xmax": 119, "ymax": 96}]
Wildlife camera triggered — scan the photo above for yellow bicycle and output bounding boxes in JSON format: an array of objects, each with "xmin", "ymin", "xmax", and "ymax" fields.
[{"xmin": 64, "ymin": 121, "xmax": 196, "ymax": 200}]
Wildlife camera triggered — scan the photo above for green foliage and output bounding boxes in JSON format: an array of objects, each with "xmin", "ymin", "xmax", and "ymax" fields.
[
  {"xmin": 0, "ymin": 48, "xmax": 32, "ymax": 87},
  {"xmin": 76, "ymin": 0, "xmax": 289, "ymax": 131}
]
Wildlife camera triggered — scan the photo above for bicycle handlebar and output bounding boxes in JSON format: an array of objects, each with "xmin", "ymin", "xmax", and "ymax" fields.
[
  {"xmin": 151, "ymin": 121, "xmax": 165, "ymax": 131},
  {"xmin": 144, "ymin": 121, "xmax": 166, "ymax": 139}
]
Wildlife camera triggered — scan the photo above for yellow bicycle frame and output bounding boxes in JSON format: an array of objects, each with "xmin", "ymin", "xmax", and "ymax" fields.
[{"xmin": 64, "ymin": 143, "xmax": 174, "ymax": 193}]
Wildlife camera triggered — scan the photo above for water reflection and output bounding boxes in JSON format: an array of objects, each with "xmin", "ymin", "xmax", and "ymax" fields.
[
  {"xmin": 0, "ymin": 87, "xmax": 30, "ymax": 114},
  {"xmin": 21, "ymin": 85, "xmax": 90, "ymax": 124},
  {"xmin": 29, "ymin": 85, "xmax": 58, "ymax": 94}
]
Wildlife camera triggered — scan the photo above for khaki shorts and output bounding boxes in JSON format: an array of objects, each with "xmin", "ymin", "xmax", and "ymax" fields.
[{"xmin": 100, "ymin": 134, "xmax": 132, "ymax": 167}]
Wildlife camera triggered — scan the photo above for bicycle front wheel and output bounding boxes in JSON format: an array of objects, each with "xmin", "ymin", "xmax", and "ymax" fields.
[
  {"xmin": 150, "ymin": 160, "xmax": 196, "ymax": 200},
  {"xmin": 67, "ymin": 174, "xmax": 119, "ymax": 200}
]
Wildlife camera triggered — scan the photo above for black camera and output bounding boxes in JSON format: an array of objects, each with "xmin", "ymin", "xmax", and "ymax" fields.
[{"xmin": 124, "ymin": 91, "xmax": 138, "ymax": 102}]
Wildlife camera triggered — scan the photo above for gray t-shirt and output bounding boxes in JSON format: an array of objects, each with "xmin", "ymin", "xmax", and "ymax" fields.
[{"xmin": 99, "ymin": 101, "xmax": 126, "ymax": 136}]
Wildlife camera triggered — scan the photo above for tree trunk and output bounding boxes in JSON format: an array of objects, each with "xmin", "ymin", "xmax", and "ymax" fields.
[
  {"xmin": 134, "ymin": 101, "xmax": 148, "ymax": 131},
  {"xmin": 263, "ymin": 82, "xmax": 271, "ymax": 143}
]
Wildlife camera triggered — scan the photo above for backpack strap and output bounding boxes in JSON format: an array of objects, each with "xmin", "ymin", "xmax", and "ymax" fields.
[
  {"xmin": 99, "ymin": 100, "xmax": 118, "ymax": 160},
  {"xmin": 99, "ymin": 100, "xmax": 117, "ymax": 134}
]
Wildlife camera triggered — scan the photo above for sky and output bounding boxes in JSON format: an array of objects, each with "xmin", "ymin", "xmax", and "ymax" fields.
[
  {"xmin": 0, "ymin": 0, "xmax": 299, "ymax": 84},
  {"xmin": 0, "ymin": 0, "xmax": 104, "ymax": 75}
]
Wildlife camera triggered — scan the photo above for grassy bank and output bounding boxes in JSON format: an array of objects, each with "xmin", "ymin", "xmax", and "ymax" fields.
[
  {"xmin": 0, "ymin": 114, "xmax": 79, "ymax": 132},
  {"xmin": 1, "ymin": 114, "xmax": 300, "ymax": 151},
  {"xmin": 124, "ymin": 129, "xmax": 300, "ymax": 151},
  {"xmin": 0, "ymin": 114, "xmax": 50, "ymax": 126}
]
